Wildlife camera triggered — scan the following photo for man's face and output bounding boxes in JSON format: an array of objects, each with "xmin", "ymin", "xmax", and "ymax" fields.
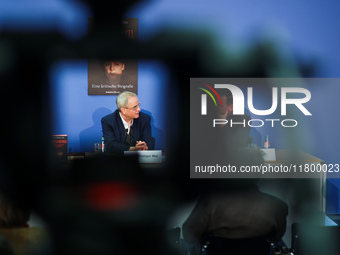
[
  {"xmin": 104, "ymin": 61, "xmax": 125, "ymax": 76},
  {"xmin": 121, "ymin": 96, "xmax": 141, "ymax": 120},
  {"xmin": 217, "ymin": 95, "xmax": 233, "ymax": 116}
]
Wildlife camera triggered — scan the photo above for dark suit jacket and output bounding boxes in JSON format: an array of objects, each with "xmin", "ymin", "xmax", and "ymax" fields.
[
  {"xmin": 224, "ymin": 113, "xmax": 251, "ymax": 148},
  {"xmin": 101, "ymin": 110, "xmax": 153, "ymax": 155}
]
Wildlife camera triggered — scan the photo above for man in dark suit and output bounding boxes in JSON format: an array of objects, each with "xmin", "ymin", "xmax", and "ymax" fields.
[
  {"xmin": 215, "ymin": 89, "xmax": 251, "ymax": 149},
  {"xmin": 101, "ymin": 91, "xmax": 153, "ymax": 155}
]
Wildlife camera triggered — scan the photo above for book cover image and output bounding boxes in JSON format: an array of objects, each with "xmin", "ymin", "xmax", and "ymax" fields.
[
  {"xmin": 88, "ymin": 18, "xmax": 138, "ymax": 95},
  {"xmin": 51, "ymin": 135, "xmax": 68, "ymax": 162}
]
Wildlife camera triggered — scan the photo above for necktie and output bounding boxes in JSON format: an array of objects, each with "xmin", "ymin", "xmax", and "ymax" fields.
[{"xmin": 125, "ymin": 128, "xmax": 134, "ymax": 146}]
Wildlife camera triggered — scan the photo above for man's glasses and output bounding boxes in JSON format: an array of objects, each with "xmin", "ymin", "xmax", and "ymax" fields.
[{"xmin": 125, "ymin": 103, "xmax": 141, "ymax": 111}]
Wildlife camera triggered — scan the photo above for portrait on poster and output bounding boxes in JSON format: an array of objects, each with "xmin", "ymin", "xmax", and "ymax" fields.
[{"xmin": 88, "ymin": 18, "xmax": 138, "ymax": 95}]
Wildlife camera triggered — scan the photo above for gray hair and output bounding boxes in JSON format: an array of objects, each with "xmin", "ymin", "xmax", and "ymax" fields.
[{"xmin": 116, "ymin": 91, "xmax": 137, "ymax": 110}]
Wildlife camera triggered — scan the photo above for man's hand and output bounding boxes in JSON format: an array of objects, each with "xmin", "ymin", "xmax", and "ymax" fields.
[
  {"xmin": 128, "ymin": 141, "xmax": 148, "ymax": 151},
  {"xmin": 136, "ymin": 141, "xmax": 148, "ymax": 151}
]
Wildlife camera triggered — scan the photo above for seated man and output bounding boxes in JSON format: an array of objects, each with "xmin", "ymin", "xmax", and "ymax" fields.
[
  {"xmin": 215, "ymin": 89, "xmax": 251, "ymax": 149},
  {"xmin": 101, "ymin": 91, "xmax": 153, "ymax": 155}
]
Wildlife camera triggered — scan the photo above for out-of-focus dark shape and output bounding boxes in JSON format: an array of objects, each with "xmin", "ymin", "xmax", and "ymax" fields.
[
  {"xmin": 292, "ymin": 223, "xmax": 340, "ymax": 255},
  {"xmin": 0, "ymin": 192, "xmax": 30, "ymax": 228},
  {"xmin": 0, "ymin": 228, "xmax": 49, "ymax": 255},
  {"xmin": 0, "ymin": 234, "xmax": 15, "ymax": 255},
  {"xmin": 37, "ymin": 154, "xmax": 182, "ymax": 254},
  {"xmin": 182, "ymin": 148, "xmax": 288, "ymax": 254},
  {"xmin": 200, "ymin": 235, "xmax": 271, "ymax": 255}
]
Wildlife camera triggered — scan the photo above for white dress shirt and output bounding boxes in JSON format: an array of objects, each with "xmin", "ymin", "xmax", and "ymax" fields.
[{"xmin": 119, "ymin": 112, "xmax": 133, "ymax": 134}]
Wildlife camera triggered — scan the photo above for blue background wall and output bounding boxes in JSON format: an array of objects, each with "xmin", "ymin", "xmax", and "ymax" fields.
[{"xmin": 50, "ymin": 60, "xmax": 169, "ymax": 152}]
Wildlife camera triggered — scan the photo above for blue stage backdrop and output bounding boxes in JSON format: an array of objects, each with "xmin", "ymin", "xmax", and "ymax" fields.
[{"xmin": 50, "ymin": 60, "xmax": 169, "ymax": 153}]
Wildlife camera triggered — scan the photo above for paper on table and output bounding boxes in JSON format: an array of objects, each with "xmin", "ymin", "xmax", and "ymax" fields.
[{"xmin": 261, "ymin": 148, "xmax": 276, "ymax": 161}]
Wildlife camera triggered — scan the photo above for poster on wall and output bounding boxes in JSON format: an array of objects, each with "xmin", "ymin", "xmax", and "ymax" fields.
[{"xmin": 88, "ymin": 18, "xmax": 138, "ymax": 95}]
